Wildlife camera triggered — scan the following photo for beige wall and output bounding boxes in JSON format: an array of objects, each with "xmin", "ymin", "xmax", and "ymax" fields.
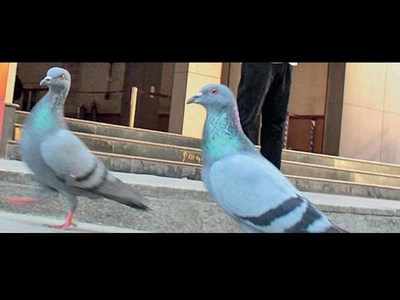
[
  {"xmin": 339, "ymin": 63, "xmax": 400, "ymax": 164},
  {"xmin": 169, "ymin": 63, "xmax": 222, "ymax": 138},
  {"xmin": 182, "ymin": 63, "xmax": 222, "ymax": 138},
  {"xmin": 288, "ymin": 63, "xmax": 328, "ymax": 115}
]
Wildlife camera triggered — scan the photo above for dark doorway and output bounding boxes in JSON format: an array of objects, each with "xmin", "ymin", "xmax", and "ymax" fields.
[{"xmin": 15, "ymin": 63, "xmax": 175, "ymax": 132}]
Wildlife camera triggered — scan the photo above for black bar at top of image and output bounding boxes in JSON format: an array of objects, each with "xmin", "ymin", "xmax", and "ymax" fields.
[{"xmin": 1, "ymin": 32, "xmax": 400, "ymax": 62}]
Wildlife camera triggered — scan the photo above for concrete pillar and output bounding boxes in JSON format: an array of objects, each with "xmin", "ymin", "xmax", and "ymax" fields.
[
  {"xmin": 168, "ymin": 63, "xmax": 223, "ymax": 138},
  {"xmin": 0, "ymin": 63, "xmax": 18, "ymax": 158},
  {"xmin": 168, "ymin": 63, "xmax": 189, "ymax": 134},
  {"xmin": 323, "ymin": 63, "xmax": 346, "ymax": 156}
]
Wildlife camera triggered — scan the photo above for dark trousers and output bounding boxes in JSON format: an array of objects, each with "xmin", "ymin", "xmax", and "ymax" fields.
[{"xmin": 237, "ymin": 63, "xmax": 292, "ymax": 169}]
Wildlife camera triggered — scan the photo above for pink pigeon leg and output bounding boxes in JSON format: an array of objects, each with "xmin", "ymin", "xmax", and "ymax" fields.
[{"xmin": 48, "ymin": 210, "xmax": 76, "ymax": 230}]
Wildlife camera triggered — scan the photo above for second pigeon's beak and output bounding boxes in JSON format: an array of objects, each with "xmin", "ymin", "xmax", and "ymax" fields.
[
  {"xmin": 40, "ymin": 76, "xmax": 52, "ymax": 87},
  {"xmin": 187, "ymin": 92, "xmax": 203, "ymax": 105}
]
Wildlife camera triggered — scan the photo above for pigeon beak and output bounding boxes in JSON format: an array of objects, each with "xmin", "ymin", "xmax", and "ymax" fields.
[
  {"xmin": 187, "ymin": 92, "xmax": 203, "ymax": 105},
  {"xmin": 40, "ymin": 76, "xmax": 52, "ymax": 87}
]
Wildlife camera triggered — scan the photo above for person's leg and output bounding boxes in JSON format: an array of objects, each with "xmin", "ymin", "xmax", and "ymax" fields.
[
  {"xmin": 237, "ymin": 63, "xmax": 274, "ymax": 144},
  {"xmin": 260, "ymin": 64, "xmax": 292, "ymax": 169}
]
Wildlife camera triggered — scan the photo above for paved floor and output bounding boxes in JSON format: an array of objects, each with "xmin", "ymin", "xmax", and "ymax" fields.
[
  {"xmin": 3, "ymin": 158, "xmax": 400, "ymax": 213},
  {"xmin": 0, "ymin": 211, "xmax": 146, "ymax": 233},
  {"xmin": 3, "ymin": 159, "xmax": 400, "ymax": 233}
]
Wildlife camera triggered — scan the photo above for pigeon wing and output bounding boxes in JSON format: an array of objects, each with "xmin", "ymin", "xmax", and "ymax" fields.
[
  {"xmin": 39, "ymin": 129, "xmax": 101, "ymax": 189},
  {"xmin": 208, "ymin": 154, "xmax": 334, "ymax": 232},
  {"xmin": 39, "ymin": 129, "xmax": 148, "ymax": 210}
]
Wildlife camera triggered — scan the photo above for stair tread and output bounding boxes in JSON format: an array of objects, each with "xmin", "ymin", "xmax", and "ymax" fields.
[
  {"xmin": 8, "ymin": 139, "xmax": 400, "ymax": 181},
  {"xmin": 5, "ymin": 144, "xmax": 400, "ymax": 192},
  {"xmin": 15, "ymin": 111, "xmax": 400, "ymax": 173},
  {"xmin": 2, "ymin": 159, "xmax": 400, "ymax": 213}
]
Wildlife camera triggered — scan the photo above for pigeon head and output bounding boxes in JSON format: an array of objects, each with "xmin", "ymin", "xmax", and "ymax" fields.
[
  {"xmin": 187, "ymin": 84, "xmax": 236, "ymax": 110},
  {"xmin": 40, "ymin": 67, "xmax": 71, "ymax": 93}
]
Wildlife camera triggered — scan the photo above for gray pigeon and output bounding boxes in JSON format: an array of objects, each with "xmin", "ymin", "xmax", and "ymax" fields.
[
  {"xmin": 187, "ymin": 83, "xmax": 347, "ymax": 233},
  {"xmin": 19, "ymin": 67, "xmax": 149, "ymax": 229}
]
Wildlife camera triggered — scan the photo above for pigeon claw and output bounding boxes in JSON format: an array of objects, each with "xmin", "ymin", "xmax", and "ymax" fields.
[{"xmin": 47, "ymin": 210, "xmax": 76, "ymax": 230}]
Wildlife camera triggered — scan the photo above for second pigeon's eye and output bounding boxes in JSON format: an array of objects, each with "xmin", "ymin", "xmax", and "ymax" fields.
[
  {"xmin": 210, "ymin": 88, "xmax": 218, "ymax": 95},
  {"xmin": 59, "ymin": 74, "xmax": 65, "ymax": 80}
]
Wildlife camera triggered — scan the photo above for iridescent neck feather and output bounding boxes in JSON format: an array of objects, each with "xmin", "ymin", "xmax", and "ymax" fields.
[
  {"xmin": 29, "ymin": 90, "xmax": 68, "ymax": 132},
  {"xmin": 202, "ymin": 105, "xmax": 254, "ymax": 163}
]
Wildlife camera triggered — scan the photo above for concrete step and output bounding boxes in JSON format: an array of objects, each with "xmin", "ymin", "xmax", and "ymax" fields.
[
  {"xmin": 283, "ymin": 160, "xmax": 400, "ymax": 188},
  {"xmin": 8, "ymin": 135, "xmax": 400, "ymax": 189},
  {"xmin": 6, "ymin": 142, "xmax": 400, "ymax": 201},
  {"xmin": 14, "ymin": 123, "xmax": 203, "ymax": 164},
  {"xmin": 6, "ymin": 141, "xmax": 203, "ymax": 180},
  {"xmin": 15, "ymin": 111, "xmax": 200, "ymax": 148},
  {"xmin": 283, "ymin": 150, "xmax": 400, "ymax": 176},
  {"xmin": 15, "ymin": 111, "xmax": 400, "ymax": 177},
  {"xmin": 2, "ymin": 159, "xmax": 400, "ymax": 233}
]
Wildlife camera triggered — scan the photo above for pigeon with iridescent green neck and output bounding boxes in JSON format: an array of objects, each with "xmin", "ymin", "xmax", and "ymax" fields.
[
  {"xmin": 187, "ymin": 84, "xmax": 346, "ymax": 233},
  {"xmin": 19, "ymin": 67, "xmax": 149, "ymax": 229}
]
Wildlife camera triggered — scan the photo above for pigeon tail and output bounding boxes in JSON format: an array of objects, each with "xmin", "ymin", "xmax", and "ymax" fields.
[{"xmin": 94, "ymin": 176, "xmax": 150, "ymax": 211}]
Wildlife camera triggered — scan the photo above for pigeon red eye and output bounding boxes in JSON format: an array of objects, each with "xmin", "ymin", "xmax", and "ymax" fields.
[{"xmin": 211, "ymin": 88, "xmax": 218, "ymax": 95}]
